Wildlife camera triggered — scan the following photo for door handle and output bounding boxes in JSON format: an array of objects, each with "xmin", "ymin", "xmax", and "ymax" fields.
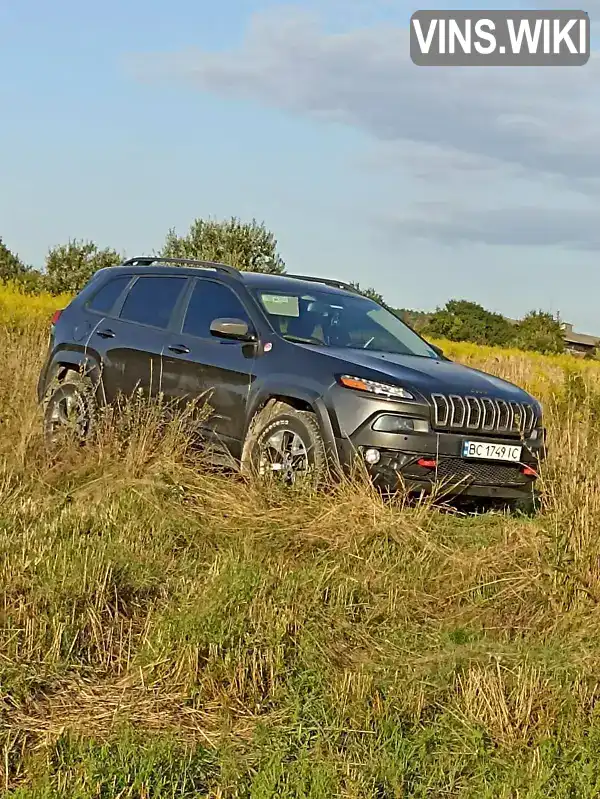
[
  {"xmin": 96, "ymin": 328, "xmax": 116, "ymax": 339},
  {"xmin": 168, "ymin": 344, "xmax": 190, "ymax": 354}
]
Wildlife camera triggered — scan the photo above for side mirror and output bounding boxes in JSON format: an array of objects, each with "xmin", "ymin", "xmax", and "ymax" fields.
[
  {"xmin": 210, "ymin": 317, "xmax": 256, "ymax": 342},
  {"xmin": 430, "ymin": 343, "xmax": 444, "ymax": 358}
]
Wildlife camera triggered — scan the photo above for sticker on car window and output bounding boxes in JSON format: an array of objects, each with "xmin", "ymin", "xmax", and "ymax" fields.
[{"xmin": 260, "ymin": 294, "xmax": 300, "ymax": 317}]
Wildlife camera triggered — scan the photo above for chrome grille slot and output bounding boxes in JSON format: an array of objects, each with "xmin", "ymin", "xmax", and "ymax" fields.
[
  {"xmin": 430, "ymin": 392, "xmax": 537, "ymax": 438},
  {"xmin": 465, "ymin": 396, "xmax": 482, "ymax": 429},
  {"xmin": 496, "ymin": 399, "xmax": 510, "ymax": 432},
  {"xmin": 481, "ymin": 398, "xmax": 496, "ymax": 431},
  {"xmin": 432, "ymin": 394, "xmax": 450, "ymax": 426},
  {"xmin": 509, "ymin": 402, "xmax": 520, "ymax": 434},
  {"xmin": 449, "ymin": 395, "xmax": 466, "ymax": 428}
]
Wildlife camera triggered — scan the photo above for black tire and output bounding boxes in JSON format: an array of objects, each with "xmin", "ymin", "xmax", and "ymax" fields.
[
  {"xmin": 42, "ymin": 369, "xmax": 98, "ymax": 447},
  {"xmin": 241, "ymin": 400, "xmax": 328, "ymax": 486},
  {"xmin": 508, "ymin": 492, "xmax": 541, "ymax": 517}
]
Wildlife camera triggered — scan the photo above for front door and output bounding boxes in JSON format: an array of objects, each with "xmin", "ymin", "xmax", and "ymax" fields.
[{"xmin": 162, "ymin": 277, "xmax": 257, "ymax": 456}]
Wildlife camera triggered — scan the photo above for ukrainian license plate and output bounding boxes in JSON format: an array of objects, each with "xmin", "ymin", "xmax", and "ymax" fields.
[{"xmin": 462, "ymin": 441, "xmax": 522, "ymax": 462}]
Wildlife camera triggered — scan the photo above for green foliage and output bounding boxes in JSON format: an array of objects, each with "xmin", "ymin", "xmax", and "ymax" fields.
[
  {"xmin": 0, "ymin": 237, "xmax": 26, "ymax": 282},
  {"xmin": 161, "ymin": 217, "xmax": 285, "ymax": 274},
  {"xmin": 349, "ymin": 282, "xmax": 384, "ymax": 305},
  {"xmin": 423, "ymin": 299, "xmax": 514, "ymax": 347},
  {"xmin": 0, "ymin": 237, "xmax": 46, "ymax": 294},
  {"xmin": 512, "ymin": 310, "xmax": 565, "ymax": 355},
  {"xmin": 395, "ymin": 308, "xmax": 431, "ymax": 332},
  {"xmin": 44, "ymin": 239, "xmax": 122, "ymax": 294}
]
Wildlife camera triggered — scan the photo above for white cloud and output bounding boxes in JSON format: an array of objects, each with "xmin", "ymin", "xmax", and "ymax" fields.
[
  {"xmin": 389, "ymin": 204, "xmax": 600, "ymax": 250},
  {"xmin": 127, "ymin": 7, "xmax": 600, "ymax": 250}
]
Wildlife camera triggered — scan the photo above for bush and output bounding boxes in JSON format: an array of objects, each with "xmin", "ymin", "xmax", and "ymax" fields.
[
  {"xmin": 162, "ymin": 217, "xmax": 285, "ymax": 274},
  {"xmin": 511, "ymin": 310, "xmax": 565, "ymax": 355},
  {"xmin": 44, "ymin": 240, "xmax": 122, "ymax": 294},
  {"xmin": 423, "ymin": 299, "xmax": 514, "ymax": 347}
]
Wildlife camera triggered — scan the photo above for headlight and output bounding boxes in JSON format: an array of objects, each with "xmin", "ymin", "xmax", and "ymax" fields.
[{"xmin": 338, "ymin": 375, "xmax": 414, "ymax": 400}]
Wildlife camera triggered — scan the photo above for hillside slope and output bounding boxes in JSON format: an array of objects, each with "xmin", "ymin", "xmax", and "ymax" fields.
[{"xmin": 2, "ymin": 287, "xmax": 600, "ymax": 797}]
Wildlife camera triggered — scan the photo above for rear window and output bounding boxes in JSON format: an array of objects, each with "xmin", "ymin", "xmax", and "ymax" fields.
[
  {"xmin": 87, "ymin": 276, "xmax": 131, "ymax": 314},
  {"xmin": 119, "ymin": 276, "xmax": 187, "ymax": 329}
]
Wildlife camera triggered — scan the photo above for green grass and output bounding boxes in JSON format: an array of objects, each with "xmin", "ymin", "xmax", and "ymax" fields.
[{"xmin": 3, "ymin": 320, "xmax": 600, "ymax": 796}]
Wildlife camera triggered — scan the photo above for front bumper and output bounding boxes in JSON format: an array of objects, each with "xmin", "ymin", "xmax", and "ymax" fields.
[
  {"xmin": 335, "ymin": 428, "xmax": 544, "ymax": 499},
  {"xmin": 324, "ymin": 383, "xmax": 544, "ymax": 499}
]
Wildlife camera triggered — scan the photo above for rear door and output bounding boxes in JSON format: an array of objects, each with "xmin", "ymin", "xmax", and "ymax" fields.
[
  {"xmin": 98, "ymin": 274, "xmax": 188, "ymax": 402},
  {"xmin": 162, "ymin": 277, "xmax": 258, "ymax": 452}
]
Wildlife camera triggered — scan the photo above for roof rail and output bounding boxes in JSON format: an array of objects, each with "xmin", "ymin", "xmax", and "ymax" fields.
[
  {"xmin": 285, "ymin": 274, "xmax": 361, "ymax": 294},
  {"xmin": 121, "ymin": 256, "xmax": 241, "ymax": 279}
]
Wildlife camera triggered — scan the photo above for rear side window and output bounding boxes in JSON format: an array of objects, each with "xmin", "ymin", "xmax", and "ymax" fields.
[
  {"xmin": 87, "ymin": 275, "xmax": 131, "ymax": 314},
  {"xmin": 183, "ymin": 280, "xmax": 251, "ymax": 339},
  {"xmin": 119, "ymin": 276, "xmax": 187, "ymax": 329}
]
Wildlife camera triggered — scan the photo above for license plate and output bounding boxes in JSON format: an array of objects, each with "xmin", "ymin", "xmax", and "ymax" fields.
[{"xmin": 462, "ymin": 441, "xmax": 522, "ymax": 462}]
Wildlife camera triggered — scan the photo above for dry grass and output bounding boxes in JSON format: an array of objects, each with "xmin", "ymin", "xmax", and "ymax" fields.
[{"xmin": 2, "ymin": 291, "xmax": 600, "ymax": 795}]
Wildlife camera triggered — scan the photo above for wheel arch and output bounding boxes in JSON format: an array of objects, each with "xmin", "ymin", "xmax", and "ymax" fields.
[
  {"xmin": 41, "ymin": 351, "xmax": 107, "ymax": 406},
  {"xmin": 245, "ymin": 384, "xmax": 342, "ymax": 472}
]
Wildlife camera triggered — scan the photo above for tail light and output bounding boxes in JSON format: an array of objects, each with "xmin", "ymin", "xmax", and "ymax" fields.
[{"xmin": 50, "ymin": 309, "xmax": 62, "ymax": 325}]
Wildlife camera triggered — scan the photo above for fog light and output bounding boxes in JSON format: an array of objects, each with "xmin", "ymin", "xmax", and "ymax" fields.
[{"xmin": 364, "ymin": 448, "xmax": 381, "ymax": 465}]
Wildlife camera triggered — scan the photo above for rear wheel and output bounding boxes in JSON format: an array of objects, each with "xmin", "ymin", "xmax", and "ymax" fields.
[
  {"xmin": 43, "ymin": 370, "xmax": 98, "ymax": 447},
  {"xmin": 241, "ymin": 401, "xmax": 327, "ymax": 486}
]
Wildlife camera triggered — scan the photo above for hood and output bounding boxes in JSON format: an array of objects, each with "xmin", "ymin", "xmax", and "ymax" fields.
[{"xmin": 314, "ymin": 347, "xmax": 535, "ymax": 403}]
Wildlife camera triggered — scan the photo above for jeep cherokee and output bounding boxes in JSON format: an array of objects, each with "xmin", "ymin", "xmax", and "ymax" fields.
[{"xmin": 37, "ymin": 257, "xmax": 545, "ymax": 506}]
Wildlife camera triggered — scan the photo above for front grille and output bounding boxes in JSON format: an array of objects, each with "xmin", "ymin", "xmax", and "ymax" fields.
[
  {"xmin": 435, "ymin": 457, "xmax": 529, "ymax": 487},
  {"xmin": 431, "ymin": 393, "xmax": 536, "ymax": 438}
]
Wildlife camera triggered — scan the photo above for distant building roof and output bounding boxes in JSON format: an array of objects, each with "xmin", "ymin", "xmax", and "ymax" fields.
[
  {"xmin": 560, "ymin": 321, "xmax": 600, "ymax": 348},
  {"xmin": 564, "ymin": 332, "xmax": 600, "ymax": 347}
]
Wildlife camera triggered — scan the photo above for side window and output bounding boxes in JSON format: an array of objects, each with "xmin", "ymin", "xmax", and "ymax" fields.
[
  {"xmin": 119, "ymin": 276, "xmax": 187, "ymax": 329},
  {"xmin": 183, "ymin": 280, "xmax": 251, "ymax": 339},
  {"xmin": 87, "ymin": 275, "xmax": 131, "ymax": 314}
]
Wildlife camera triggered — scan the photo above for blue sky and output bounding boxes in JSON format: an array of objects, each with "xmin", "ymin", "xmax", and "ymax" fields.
[{"xmin": 1, "ymin": 0, "xmax": 599, "ymax": 329}]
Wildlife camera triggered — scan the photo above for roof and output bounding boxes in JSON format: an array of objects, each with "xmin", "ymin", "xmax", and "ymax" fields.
[
  {"xmin": 240, "ymin": 271, "xmax": 356, "ymax": 296},
  {"xmin": 96, "ymin": 261, "xmax": 358, "ymax": 298},
  {"xmin": 563, "ymin": 331, "xmax": 600, "ymax": 347}
]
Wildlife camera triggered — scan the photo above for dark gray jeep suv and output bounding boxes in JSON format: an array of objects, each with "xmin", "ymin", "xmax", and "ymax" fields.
[{"xmin": 37, "ymin": 257, "xmax": 545, "ymax": 506}]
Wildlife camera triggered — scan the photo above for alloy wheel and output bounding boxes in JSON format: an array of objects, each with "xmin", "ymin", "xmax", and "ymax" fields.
[
  {"xmin": 45, "ymin": 388, "xmax": 89, "ymax": 445},
  {"xmin": 257, "ymin": 428, "xmax": 310, "ymax": 484}
]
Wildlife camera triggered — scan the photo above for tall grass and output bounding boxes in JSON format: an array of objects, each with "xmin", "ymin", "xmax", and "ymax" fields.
[{"xmin": 2, "ymin": 288, "xmax": 600, "ymax": 796}]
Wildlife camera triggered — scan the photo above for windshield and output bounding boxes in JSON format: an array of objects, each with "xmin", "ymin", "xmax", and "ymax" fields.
[{"xmin": 253, "ymin": 288, "xmax": 439, "ymax": 358}]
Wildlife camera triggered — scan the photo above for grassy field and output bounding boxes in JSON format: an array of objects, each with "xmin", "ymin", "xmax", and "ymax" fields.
[{"xmin": 4, "ymin": 287, "xmax": 600, "ymax": 796}]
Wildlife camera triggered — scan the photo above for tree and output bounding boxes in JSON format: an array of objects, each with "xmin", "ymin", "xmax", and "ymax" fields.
[
  {"xmin": 423, "ymin": 299, "xmax": 513, "ymax": 347},
  {"xmin": 44, "ymin": 239, "xmax": 122, "ymax": 294},
  {"xmin": 511, "ymin": 310, "xmax": 565, "ymax": 354},
  {"xmin": 395, "ymin": 308, "xmax": 431, "ymax": 332},
  {"xmin": 349, "ymin": 282, "xmax": 384, "ymax": 305},
  {"xmin": 0, "ymin": 237, "xmax": 48, "ymax": 293},
  {"xmin": 0, "ymin": 237, "xmax": 26, "ymax": 282},
  {"xmin": 161, "ymin": 217, "xmax": 285, "ymax": 274}
]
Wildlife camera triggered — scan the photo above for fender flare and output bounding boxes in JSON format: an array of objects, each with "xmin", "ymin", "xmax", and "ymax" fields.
[
  {"xmin": 41, "ymin": 351, "xmax": 107, "ymax": 405},
  {"xmin": 245, "ymin": 382, "xmax": 342, "ymax": 472}
]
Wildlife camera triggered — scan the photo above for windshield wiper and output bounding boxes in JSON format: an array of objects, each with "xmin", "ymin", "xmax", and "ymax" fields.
[
  {"xmin": 344, "ymin": 346, "xmax": 434, "ymax": 358},
  {"xmin": 283, "ymin": 335, "xmax": 325, "ymax": 346}
]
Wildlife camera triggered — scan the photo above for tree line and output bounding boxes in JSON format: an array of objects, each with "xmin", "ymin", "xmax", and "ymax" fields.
[{"xmin": 0, "ymin": 216, "xmax": 566, "ymax": 355}]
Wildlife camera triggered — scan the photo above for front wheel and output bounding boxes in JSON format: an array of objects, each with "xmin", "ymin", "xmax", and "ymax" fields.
[{"xmin": 241, "ymin": 401, "xmax": 328, "ymax": 486}]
